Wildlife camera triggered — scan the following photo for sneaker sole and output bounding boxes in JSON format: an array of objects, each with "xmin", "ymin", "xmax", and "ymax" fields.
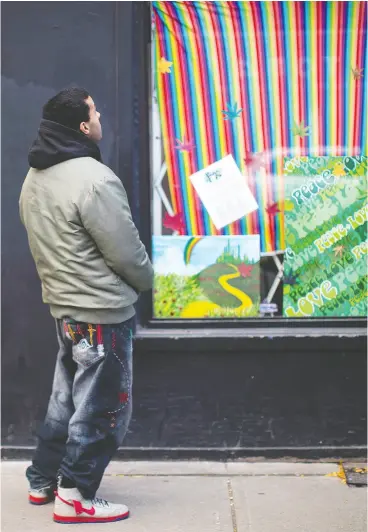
[
  {"xmin": 29, "ymin": 495, "xmax": 55, "ymax": 505},
  {"xmin": 53, "ymin": 511, "xmax": 129, "ymax": 524}
]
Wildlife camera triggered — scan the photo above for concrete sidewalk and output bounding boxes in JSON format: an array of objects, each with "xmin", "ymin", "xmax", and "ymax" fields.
[{"xmin": 1, "ymin": 461, "xmax": 366, "ymax": 531}]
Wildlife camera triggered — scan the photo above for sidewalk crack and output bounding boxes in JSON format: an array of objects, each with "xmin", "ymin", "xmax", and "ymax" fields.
[{"xmin": 227, "ymin": 479, "xmax": 238, "ymax": 532}]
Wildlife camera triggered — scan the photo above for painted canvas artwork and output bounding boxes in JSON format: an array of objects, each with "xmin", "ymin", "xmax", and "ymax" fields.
[
  {"xmin": 153, "ymin": 236, "xmax": 260, "ymax": 319},
  {"xmin": 283, "ymin": 156, "xmax": 367, "ymax": 318}
]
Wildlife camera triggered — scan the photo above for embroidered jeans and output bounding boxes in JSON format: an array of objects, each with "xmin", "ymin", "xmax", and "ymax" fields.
[{"xmin": 26, "ymin": 317, "xmax": 134, "ymax": 499}]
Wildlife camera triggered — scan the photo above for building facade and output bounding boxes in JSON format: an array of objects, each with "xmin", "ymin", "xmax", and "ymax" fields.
[{"xmin": 1, "ymin": 1, "xmax": 367, "ymax": 459}]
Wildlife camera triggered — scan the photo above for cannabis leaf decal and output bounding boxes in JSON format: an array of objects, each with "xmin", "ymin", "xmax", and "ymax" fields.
[
  {"xmin": 283, "ymin": 271, "xmax": 299, "ymax": 286},
  {"xmin": 351, "ymin": 67, "xmax": 364, "ymax": 80},
  {"xmin": 222, "ymin": 102, "xmax": 243, "ymax": 120},
  {"xmin": 333, "ymin": 245, "xmax": 345, "ymax": 258},
  {"xmin": 163, "ymin": 212, "xmax": 184, "ymax": 233},
  {"xmin": 291, "ymin": 120, "xmax": 310, "ymax": 137},
  {"xmin": 174, "ymin": 136, "xmax": 196, "ymax": 152}
]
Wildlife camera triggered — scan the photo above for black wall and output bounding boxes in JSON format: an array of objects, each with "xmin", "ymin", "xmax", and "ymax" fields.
[
  {"xmin": 1, "ymin": 0, "xmax": 147, "ymax": 447},
  {"xmin": 1, "ymin": 1, "xmax": 367, "ymax": 458}
]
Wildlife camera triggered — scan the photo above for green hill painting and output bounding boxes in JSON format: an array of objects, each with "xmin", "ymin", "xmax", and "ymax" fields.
[{"xmin": 152, "ymin": 236, "xmax": 260, "ymax": 319}]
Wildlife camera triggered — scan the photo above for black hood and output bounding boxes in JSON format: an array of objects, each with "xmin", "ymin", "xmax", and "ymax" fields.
[{"xmin": 28, "ymin": 119, "xmax": 102, "ymax": 170}]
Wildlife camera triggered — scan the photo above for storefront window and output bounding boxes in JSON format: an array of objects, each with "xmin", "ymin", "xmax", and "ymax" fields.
[{"xmin": 150, "ymin": 1, "xmax": 367, "ymax": 319}]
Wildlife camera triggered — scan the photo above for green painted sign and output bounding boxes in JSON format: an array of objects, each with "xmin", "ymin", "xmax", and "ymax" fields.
[{"xmin": 283, "ymin": 156, "xmax": 367, "ymax": 318}]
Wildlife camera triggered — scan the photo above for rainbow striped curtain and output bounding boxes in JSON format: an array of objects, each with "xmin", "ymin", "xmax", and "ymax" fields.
[{"xmin": 153, "ymin": 1, "xmax": 367, "ymax": 252}]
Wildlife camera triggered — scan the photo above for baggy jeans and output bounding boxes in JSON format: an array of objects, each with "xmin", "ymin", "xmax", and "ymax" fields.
[{"xmin": 26, "ymin": 316, "xmax": 134, "ymax": 499}]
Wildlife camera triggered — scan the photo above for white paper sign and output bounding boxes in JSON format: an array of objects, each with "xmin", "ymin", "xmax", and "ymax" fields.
[{"xmin": 189, "ymin": 154, "xmax": 259, "ymax": 229}]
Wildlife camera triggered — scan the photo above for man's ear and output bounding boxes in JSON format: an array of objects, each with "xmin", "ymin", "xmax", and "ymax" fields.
[{"xmin": 80, "ymin": 122, "xmax": 89, "ymax": 135}]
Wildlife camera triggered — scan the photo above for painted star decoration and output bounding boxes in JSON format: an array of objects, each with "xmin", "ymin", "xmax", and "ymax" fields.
[
  {"xmin": 351, "ymin": 67, "xmax": 364, "ymax": 80},
  {"xmin": 291, "ymin": 120, "xmax": 310, "ymax": 137},
  {"xmin": 158, "ymin": 57, "xmax": 173, "ymax": 74},
  {"xmin": 174, "ymin": 136, "xmax": 196, "ymax": 152},
  {"xmin": 333, "ymin": 245, "xmax": 345, "ymax": 258},
  {"xmin": 222, "ymin": 102, "xmax": 243, "ymax": 120},
  {"xmin": 266, "ymin": 202, "xmax": 282, "ymax": 216},
  {"xmin": 237, "ymin": 264, "xmax": 253, "ymax": 278},
  {"xmin": 163, "ymin": 212, "xmax": 184, "ymax": 233}
]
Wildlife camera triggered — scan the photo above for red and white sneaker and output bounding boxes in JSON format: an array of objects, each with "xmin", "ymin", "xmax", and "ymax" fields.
[
  {"xmin": 28, "ymin": 484, "xmax": 56, "ymax": 505},
  {"xmin": 53, "ymin": 486, "xmax": 130, "ymax": 524}
]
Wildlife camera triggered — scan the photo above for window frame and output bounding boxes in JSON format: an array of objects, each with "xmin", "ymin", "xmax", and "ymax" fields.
[{"xmin": 132, "ymin": 2, "xmax": 367, "ymax": 333}]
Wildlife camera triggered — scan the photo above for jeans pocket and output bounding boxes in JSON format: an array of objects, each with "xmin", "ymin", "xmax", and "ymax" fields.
[{"xmin": 72, "ymin": 338, "xmax": 105, "ymax": 368}]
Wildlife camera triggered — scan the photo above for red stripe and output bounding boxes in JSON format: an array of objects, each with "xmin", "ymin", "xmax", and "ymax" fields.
[
  {"xmin": 274, "ymin": 2, "xmax": 288, "ymax": 152},
  {"xmin": 227, "ymin": 3, "xmax": 246, "ymax": 235},
  {"xmin": 250, "ymin": 2, "xmax": 275, "ymax": 247},
  {"xmin": 206, "ymin": 4, "xmax": 233, "ymax": 236},
  {"xmin": 96, "ymin": 325, "xmax": 103, "ymax": 345},
  {"xmin": 336, "ymin": 3, "xmax": 343, "ymax": 155},
  {"xmin": 185, "ymin": 3, "xmax": 216, "ymax": 168},
  {"xmin": 295, "ymin": 2, "xmax": 306, "ymax": 155},
  {"xmin": 273, "ymin": 1, "xmax": 288, "ymax": 238},
  {"xmin": 229, "ymin": 4, "xmax": 252, "ymax": 156},
  {"xmin": 208, "ymin": 4, "xmax": 232, "ymax": 156},
  {"xmin": 185, "ymin": 2, "xmax": 215, "ymax": 235},
  {"xmin": 230, "ymin": 3, "xmax": 256, "ymax": 236},
  {"xmin": 164, "ymin": 3, "xmax": 200, "ymax": 233},
  {"xmin": 249, "ymin": 3, "xmax": 268, "ymax": 153},
  {"xmin": 317, "ymin": 2, "xmax": 324, "ymax": 155},
  {"xmin": 353, "ymin": 2, "xmax": 365, "ymax": 152},
  {"xmin": 156, "ymin": 8, "xmax": 185, "ymax": 221},
  {"xmin": 156, "ymin": 15, "xmax": 185, "ymax": 228}
]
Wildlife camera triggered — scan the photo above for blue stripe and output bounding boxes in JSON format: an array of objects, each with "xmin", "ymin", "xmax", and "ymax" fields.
[
  {"xmin": 170, "ymin": 3, "xmax": 207, "ymax": 235},
  {"xmin": 259, "ymin": 2, "xmax": 278, "ymax": 248},
  {"xmin": 359, "ymin": 5, "xmax": 367, "ymax": 152},
  {"xmin": 324, "ymin": 2, "xmax": 331, "ymax": 153},
  {"xmin": 161, "ymin": 15, "xmax": 192, "ymax": 233},
  {"xmin": 340, "ymin": 3, "xmax": 347, "ymax": 152},
  {"xmin": 238, "ymin": 6, "xmax": 263, "ymax": 244},
  {"xmin": 172, "ymin": 3, "xmax": 210, "ymax": 235},
  {"xmin": 281, "ymin": 3, "xmax": 293, "ymax": 156}
]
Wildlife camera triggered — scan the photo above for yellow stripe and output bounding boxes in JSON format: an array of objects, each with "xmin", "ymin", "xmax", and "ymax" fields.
[
  {"xmin": 244, "ymin": 3, "xmax": 264, "ymax": 153},
  {"xmin": 164, "ymin": 9, "xmax": 195, "ymax": 229},
  {"xmin": 349, "ymin": 2, "xmax": 360, "ymax": 150},
  {"xmin": 310, "ymin": 2, "xmax": 319, "ymax": 154},
  {"xmin": 200, "ymin": 3, "xmax": 228, "ymax": 235},
  {"xmin": 155, "ymin": 34, "xmax": 178, "ymax": 214},
  {"xmin": 177, "ymin": 3, "xmax": 208, "ymax": 234},
  {"xmin": 222, "ymin": 3, "xmax": 247, "ymax": 236},
  {"xmin": 289, "ymin": 3, "xmax": 300, "ymax": 155},
  {"xmin": 330, "ymin": 4, "xmax": 338, "ymax": 152}
]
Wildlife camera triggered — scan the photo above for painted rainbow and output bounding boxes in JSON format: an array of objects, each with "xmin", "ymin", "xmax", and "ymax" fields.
[{"xmin": 183, "ymin": 236, "xmax": 202, "ymax": 265}]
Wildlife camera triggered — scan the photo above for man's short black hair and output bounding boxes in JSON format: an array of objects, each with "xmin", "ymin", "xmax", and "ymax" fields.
[{"xmin": 42, "ymin": 87, "xmax": 90, "ymax": 131}]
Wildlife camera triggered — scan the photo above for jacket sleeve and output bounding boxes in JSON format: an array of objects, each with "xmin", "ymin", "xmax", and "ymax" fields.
[{"xmin": 80, "ymin": 173, "xmax": 154, "ymax": 292}]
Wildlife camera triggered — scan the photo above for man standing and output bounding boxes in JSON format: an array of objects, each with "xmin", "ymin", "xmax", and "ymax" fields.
[{"xmin": 19, "ymin": 87, "xmax": 153, "ymax": 524}]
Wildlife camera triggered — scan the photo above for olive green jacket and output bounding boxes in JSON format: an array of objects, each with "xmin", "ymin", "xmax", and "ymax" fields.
[{"xmin": 20, "ymin": 156, "xmax": 153, "ymax": 324}]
